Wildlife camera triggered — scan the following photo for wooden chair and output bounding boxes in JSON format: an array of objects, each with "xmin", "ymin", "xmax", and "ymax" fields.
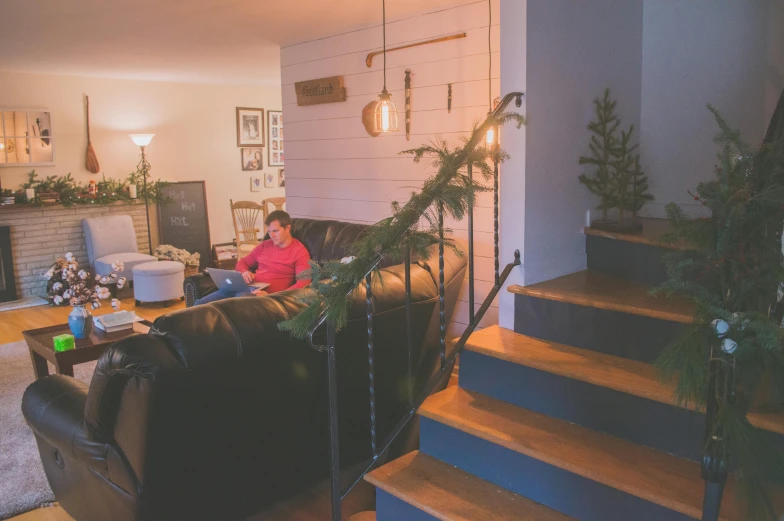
[
  {"xmin": 230, "ymin": 200, "xmax": 264, "ymax": 255},
  {"xmin": 261, "ymin": 197, "xmax": 286, "ymax": 233}
]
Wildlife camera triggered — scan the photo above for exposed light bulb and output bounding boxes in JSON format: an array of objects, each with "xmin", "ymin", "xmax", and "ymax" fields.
[
  {"xmin": 0, "ymin": 141, "xmax": 4, "ymax": 150},
  {"xmin": 486, "ymin": 127, "xmax": 495, "ymax": 147},
  {"xmin": 381, "ymin": 102, "xmax": 390, "ymax": 131}
]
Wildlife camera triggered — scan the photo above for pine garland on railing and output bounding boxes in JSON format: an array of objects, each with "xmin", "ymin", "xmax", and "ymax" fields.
[
  {"xmin": 653, "ymin": 105, "xmax": 784, "ymax": 520},
  {"xmin": 279, "ymin": 106, "xmax": 525, "ymax": 339}
]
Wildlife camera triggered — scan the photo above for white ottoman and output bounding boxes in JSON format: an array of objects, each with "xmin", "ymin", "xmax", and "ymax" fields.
[{"xmin": 133, "ymin": 261, "xmax": 185, "ymax": 305}]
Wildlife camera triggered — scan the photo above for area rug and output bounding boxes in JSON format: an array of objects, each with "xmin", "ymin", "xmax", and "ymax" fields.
[{"xmin": 0, "ymin": 341, "xmax": 95, "ymax": 520}]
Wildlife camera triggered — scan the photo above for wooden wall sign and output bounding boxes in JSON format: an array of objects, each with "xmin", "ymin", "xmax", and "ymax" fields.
[{"xmin": 295, "ymin": 76, "xmax": 347, "ymax": 106}]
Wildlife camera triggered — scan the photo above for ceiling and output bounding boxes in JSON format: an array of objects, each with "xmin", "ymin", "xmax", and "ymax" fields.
[{"xmin": 0, "ymin": 0, "xmax": 468, "ymax": 86}]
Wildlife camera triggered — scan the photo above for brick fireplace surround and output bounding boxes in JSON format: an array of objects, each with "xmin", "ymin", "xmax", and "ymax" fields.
[{"xmin": 0, "ymin": 202, "xmax": 150, "ymax": 299}]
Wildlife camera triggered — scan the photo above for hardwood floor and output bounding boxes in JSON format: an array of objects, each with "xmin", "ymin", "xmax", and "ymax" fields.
[
  {"xmin": 0, "ymin": 297, "xmax": 185, "ymax": 344},
  {"xmin": 7, "ymin": 506, "xmax": 73, "ymax": 521},
  {"xmin": 9, "ymin": 479, "xmax": 375, "ymax": 521}
]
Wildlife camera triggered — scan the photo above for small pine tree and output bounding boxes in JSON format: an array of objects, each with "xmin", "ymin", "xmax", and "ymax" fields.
[
  {"xmin": 579, "ymin": 89, "xmax": 621, "ymax": 220},
  {"xmin": 629, "ymin": 154, "xmax": 653, "ymax": 218},
  {"xmin": 580, "ymin": 89, "xmax": 653, "ymax": 224}
]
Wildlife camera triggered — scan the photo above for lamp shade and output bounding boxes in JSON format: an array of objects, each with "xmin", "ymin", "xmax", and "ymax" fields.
[
  {"xmin": 129, "ymin": 134, "xmax": 155, "ymax": 147},
  {"xmin": 373, "ymin": 90, "xmax": 399, "ymax": 133}
]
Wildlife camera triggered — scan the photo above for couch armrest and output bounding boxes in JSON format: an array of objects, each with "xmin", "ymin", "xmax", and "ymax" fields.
[
  {"xmin": 22, "ymin": 375, "xmax": 107, "ymax": 461},
  {"xmin": 184, "ymin": 273, "xmax": 217, "ymax": 307}
]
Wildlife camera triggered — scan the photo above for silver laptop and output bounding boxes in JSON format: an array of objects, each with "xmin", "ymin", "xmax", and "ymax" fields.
[{"xmin": 206, "ymin": 268, "xmax": 270, "ymax": 293}]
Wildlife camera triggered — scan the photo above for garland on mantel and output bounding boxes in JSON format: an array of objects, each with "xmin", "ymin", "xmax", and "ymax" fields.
[{"xmin": 0, "ymin": 170, "xmax": 169, "ymax": 208}]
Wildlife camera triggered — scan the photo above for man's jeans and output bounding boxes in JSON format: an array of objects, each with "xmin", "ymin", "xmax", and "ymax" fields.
[{"xmin": 194, "ymin": 288, "xmax": 253, "ymax": 306}]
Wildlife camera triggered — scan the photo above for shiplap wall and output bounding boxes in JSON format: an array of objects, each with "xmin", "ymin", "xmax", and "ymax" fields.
[{"xmin": 281, "ymin": 0, "xmax": 500, "ymax": 337}]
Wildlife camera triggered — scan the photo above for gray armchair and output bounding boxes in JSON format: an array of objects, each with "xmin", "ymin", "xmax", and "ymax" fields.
[{"xmin": 82, "ymin": 215, "xmax": 157, "ymax": 281}]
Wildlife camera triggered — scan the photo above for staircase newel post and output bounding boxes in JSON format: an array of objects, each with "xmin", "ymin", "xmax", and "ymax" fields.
[{"xmin": 701, "ymin": 347, "xmax": 731, "ymax": 521}]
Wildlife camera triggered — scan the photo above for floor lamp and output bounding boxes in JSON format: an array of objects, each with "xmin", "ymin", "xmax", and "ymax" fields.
[{"xmin": 129, "ymin": 134, "xmax": 155, "ymax": 254}]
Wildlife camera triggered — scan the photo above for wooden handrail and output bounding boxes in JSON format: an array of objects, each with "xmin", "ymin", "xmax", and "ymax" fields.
[{"xmin": 366, "ymin": 33, "xmax": 467, "ymax": 67}]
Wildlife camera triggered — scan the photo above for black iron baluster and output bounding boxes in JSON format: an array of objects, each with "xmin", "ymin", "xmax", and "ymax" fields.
[
  {"xmin": 438, "ymin": 202, "xmax": 446, "ymax": 369},
  {"xmin": 493, "ymin": 135, "xmax": 500, "ymax": 286},
  {"xmin": 366, "ymin": 273, "xmax": 378, "ymax": 457},
  {"xmin": 326, "ymin": 323, "xmax": 342, "ymax": 521},
  {"xmin": 701, "ymin": 348, "xmax": 732, "ymax": 521},
  {"xmin": 467, "ymin": 162, "xmax": 476, "ymax": 325},
  {"xmin": 404, "ymin": 247, "xmax": 414, "ymax": 408}
]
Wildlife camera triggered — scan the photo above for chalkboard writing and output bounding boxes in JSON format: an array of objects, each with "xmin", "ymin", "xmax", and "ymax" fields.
[{"xmin": 157, "ymin": 181, "xmax": 211, "ymax": 270}]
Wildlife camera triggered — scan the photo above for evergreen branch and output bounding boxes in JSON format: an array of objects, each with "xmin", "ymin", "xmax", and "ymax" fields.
[{"xmin": 279, "ymin": 105, "xmax": 525, "ymax": 338}]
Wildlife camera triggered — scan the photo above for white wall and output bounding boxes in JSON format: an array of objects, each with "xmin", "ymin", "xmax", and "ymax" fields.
[
  {"xmin": 640, "ymin": 1, "xmax": 776, "ymax": 218},
  {"xmin": 0, "ymin": 71, "xmax": 282, "ymax": 244},
  {"xmin": 498, "ymin": 0, "xmax": 527, "ymax": 328},
  {"xmin": 498, "ymin": 0, "xmax": 644, "ymax": 327},
  {"xmin": 281, "ymin": 0, "xmax": 503, "ymax": 336},
  {"xmin": 766, "ymin": 1, "xmax": 784, "ymax": 122}
]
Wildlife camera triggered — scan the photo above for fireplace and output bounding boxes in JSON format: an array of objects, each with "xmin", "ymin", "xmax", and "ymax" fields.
[{"xmin": 0, "ymin": 226, "xmax": 17, "ymax": 302}]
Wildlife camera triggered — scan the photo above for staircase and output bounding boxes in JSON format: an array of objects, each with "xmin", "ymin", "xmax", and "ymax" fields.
[{"xmin": 350, "ymin": 221, "xmax": 784, "ymax": 521}]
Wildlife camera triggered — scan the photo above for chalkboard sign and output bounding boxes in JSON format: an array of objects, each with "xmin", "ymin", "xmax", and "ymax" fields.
[{"xmin": 157, "ymin": 181, "xmax": 211, "ymax": 270}]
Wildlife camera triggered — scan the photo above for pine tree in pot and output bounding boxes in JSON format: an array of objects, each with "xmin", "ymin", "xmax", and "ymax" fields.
[
  {"xmin": 654, "ymin": 101, "xmax": 784, "ymax": 520},
  {"xmin": 579, "ymin": 88, "xmax": 653, "ymax": 232}
]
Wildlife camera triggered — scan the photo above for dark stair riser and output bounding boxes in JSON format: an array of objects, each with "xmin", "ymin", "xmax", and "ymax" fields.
[
  {"xmin": 460, "ymin": 350, "xmax": 705, "ymax": 461},
  {"xmin": 376, "ymin": 490, "xmax": 439, "ymax": 521},
  {"xmin": 419, "ymin": 418, "xmax": 696, "ymax": 521},
  {"xmin": 586, "ymin": 235, "xmax": 669, "ymax": 286},
  {"xmin": 514, "ymin": 295, "xmax": 686, "ymax": 363}
]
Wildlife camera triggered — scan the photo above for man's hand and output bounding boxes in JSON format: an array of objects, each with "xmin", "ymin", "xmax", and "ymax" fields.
[
  {"xmin": 251, "ymin": 289, "xmax": 268, "ymax": 296},
  {"xmin": 241, "ymin": 271, "xmax": 254, "ymax": 284}
]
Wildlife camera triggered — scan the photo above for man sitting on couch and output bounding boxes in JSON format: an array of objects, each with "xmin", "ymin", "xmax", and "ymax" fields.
[{"xmin": 195, "ymin": 210, "xmax": 311, "ymax": 305}]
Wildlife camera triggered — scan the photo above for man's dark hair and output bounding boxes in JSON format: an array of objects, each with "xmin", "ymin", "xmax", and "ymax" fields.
[{"xmin": 265, "ymin": 210, "xmax": 292, "ymax": 228}]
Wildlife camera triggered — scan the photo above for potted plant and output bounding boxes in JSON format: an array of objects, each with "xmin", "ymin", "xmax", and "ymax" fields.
[
  {"xmin": 153, "ymin": 244, "xmax": 201, "ymax": 277},
  {"xmin": 655, "ymin": 103, "xmax": 784, "ymax": 520},
  {"xmin": 1, "ymin": 188, "xmax": 14, "ymax": 205},
  {"xmin": 579, "ymin": 88, "xmax": 653, "ymax": 232}
]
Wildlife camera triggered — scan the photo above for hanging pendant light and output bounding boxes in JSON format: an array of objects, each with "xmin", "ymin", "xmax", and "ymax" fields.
[{"xmin": 373, "ymin": 0, "xmax": 399, "ymax": 133}]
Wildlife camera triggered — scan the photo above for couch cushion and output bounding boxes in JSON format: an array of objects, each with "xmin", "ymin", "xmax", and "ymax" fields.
[
  {"xmin": 82, "ymin": 215, "xmax": 140, "ymax": 266},
  {"xmin": 96, "ymin": 252, "xmax": 157, "ymax": 279}
]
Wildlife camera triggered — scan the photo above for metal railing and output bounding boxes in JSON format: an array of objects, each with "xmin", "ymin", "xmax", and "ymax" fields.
[{"xmin": 306, "ymin": 92, "xmax": 524, "ymax": 521}]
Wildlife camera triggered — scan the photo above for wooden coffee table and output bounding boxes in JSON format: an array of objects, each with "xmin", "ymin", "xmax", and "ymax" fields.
[{"xmin": 23, "ymin": 320, "xmax": 153, "ymax": 380}]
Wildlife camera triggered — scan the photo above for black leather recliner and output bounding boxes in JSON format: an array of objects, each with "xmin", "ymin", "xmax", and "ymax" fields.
[{"xmin": 22, "ymin": 218, "xmax": 467, "ymax": 521}]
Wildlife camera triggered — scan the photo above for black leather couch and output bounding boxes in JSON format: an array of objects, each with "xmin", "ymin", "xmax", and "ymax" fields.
[{"xmin": 22, "ymin": 218, "xmax": 467, "ymax": 521}]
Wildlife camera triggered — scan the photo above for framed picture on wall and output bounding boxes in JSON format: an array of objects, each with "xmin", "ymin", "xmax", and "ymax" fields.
[
  {"xmin": 264, "ymin": 171, "xmax": 277, "ymax": 188},
  {"xmin": 250, "ymin": 175, "xmax": 262, "ymax": 192},
  {"xmin": 278, "ymin": 168, "xmax": 285, "ymax": 187},
  {"xmin": 236, "ymin": 107, "xmax": 264, "ymax": 147},
  {"xmin": 268, "ymin": 110, "xmax": 284, "ymax": 166},
  {"xmin": 0, "ymin": 109, "xmax": 55, "ymax": 166},
  {"xmin": 241, "ymin": 148, "xmax": 263, "ymax": 171}
]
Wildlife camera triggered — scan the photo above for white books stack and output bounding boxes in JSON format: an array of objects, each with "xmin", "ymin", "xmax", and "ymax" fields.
[{"xmin": 93, "ymin": 311, "xmax": 141, "ymax": 333}]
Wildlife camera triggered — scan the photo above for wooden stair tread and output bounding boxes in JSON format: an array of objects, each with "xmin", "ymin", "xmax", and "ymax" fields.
[
  {"xmin": 507, "ymin": 270, "xmax": 695, "ymax": 323},
  {"xmin": 464, "ymin": 325, "xmax": 784, "ymax": 436},
  {"xmin": 348, "ymin": 513, "xmax": 376, "ymax": 521},
  {"xmin": 584, "ymin": 217, "xmax": 694, "ymax": 250},
  {"xmin": 419, "ymin": 387, "xmax": 744, "ymax": 521},
  {"xmin": 366, "ymin": 451, "xmax": 575, "ymax": 521}
]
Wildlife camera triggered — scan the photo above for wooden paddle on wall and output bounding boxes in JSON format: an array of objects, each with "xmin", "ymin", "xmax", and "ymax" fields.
[{"xmin": 85, "ymin": 95, "xmax": 100, "ymax": 173}]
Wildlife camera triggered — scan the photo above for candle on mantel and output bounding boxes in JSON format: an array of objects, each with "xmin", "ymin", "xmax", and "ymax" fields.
[
  {"xmin": 26, "ymin": 188, "xmax": 35, "ymax": 200},
  {"xmin": 129, "ymin": 185, "xmax": 137, "ymax": 199}
]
